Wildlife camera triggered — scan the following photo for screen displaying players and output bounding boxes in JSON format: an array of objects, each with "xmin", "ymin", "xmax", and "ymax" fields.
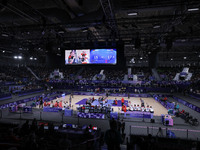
[
  {"xmin": 65, "ymin": 49, "xmax": 117, "ymax": 65},
  {"xmin": 65, "ymin": 49, "xmax": 90, "ymax": 64}
]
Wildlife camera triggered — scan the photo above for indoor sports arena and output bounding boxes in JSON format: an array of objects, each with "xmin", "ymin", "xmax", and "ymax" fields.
[{"xmin": 0, "ymin": 0, "xmax": 200, "ymax": 150}]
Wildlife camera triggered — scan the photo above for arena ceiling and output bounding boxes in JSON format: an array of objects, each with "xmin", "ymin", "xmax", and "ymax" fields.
[{"xmin": 0, "ymin": 0, "xmax": 200, "ymax": 64}]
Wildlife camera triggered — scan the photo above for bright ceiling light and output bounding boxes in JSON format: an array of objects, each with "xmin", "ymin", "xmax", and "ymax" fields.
[
  {"xmin": 153, "ymin": 25, "xmax": 160, "ymax": 29},
  {"xmin": 58, "ymin": 31, "xmax": 64, "ymax": 34},
  {"xmin": 18, "ymin": 56, "xmax": 22, "ymax": 59},
  {"xmin": 82, "ymin": 29, "xmax": 88, "ymax": 32},
  {"xmin": 14, "ymin": 56, "xmax": 18, "ymax": 59},
  {"xmin": 30, "ymin": 57, "xmax": 33, "ymax": 60},
  {"xmin": 188, "ymin": 8, "xmax": 199, "ymax": 11},
  {"xmin": 2, "ymin": 50, "xmax": 5, "ymax": 53},
  {"xmin": 2, "ymin": 33, "xmax": 8, "ymax": 37},
  {"xmin": 184, "ymin": 57, "xmax": 187, "ymax": 59},
  {"xmin": 34, "ymin": 58, "xmax": 37, "ymax": 60},
  {"xmin": 171, "ymin": 58, "xmax": 173, "ymax": 61},
  {"xmin": 128, "ymin": 12, "xmax": 138, "ymax": 16}
]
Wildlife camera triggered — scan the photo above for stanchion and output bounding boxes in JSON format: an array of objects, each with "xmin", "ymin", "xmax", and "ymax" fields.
[
  {"xmin": 77, "ymin": 115, "xmax": 80, "ymax": 125},
  {"xmin": 40, "ymin": 110, "xmax": 42, "ymax": 120},
  {"xmin": 61, "ymin": 111, "xmax": 64, "ymax": 123},
  {"xmin": 20, "ymin": 110, "xmax": 22, "ymax": 120},
  {"xmin": 142, "ymin": 112, "xmax": 145, "ymax": 122},
  {"xmin": 0, "ymin": 110, "xmax": 2, "ymax": 119}
]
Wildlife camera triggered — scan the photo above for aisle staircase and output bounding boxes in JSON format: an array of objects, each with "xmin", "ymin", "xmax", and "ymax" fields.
[
  {"xmin": 185, "ymin": 73, "xmax": 192, "ymax": 81},
  {"xmin": 174, "ymin": 73, "xmax": 180, "ymax": 81},
  {"xmin": 93, "ymin": 70, "xmax": 105, "ymax": 80},
  {"xmin": 26, "ymin": 67, "xmax": 41, "ymax": 80},
  {"xmin": 75, "ymin": 67, "xmax": 84, "ymax": 79},
  {"xmin": 124, "ymin": 74, "xmax": 128, "ymax": 81},
  {"xmin": 152, "ymin": 68, "xmax": 161, "ymax": 81}
]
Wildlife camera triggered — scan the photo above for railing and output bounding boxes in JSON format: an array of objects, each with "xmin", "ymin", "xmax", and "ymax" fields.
[
  {"xmin": 18, "ymin": 88, "xmax": 44, "ymax": 97},
  {"xmin": 0, "ymin": 109, "xmax": 2, "ymax": 119},
  {"xmin": 0, "ymin": 91, "xmax": 58, "ymax": 109},
  {"xmin": 69, "ymin": 134, "xmax": 101, "ymax": 149},
  {"xmin": 189, "ymin": 92, "xmax": 200, "ymax": 100},
  {"xmin": 130, "ymin": 125, "xmax": 200, "ymax": 141},
  {"xmin": 0, "ymin": 93, "xmax": 12, "ymax": 101},
  {"xmin": 173, "ymin": 96, "xmax": 200, "ymax": 113}
]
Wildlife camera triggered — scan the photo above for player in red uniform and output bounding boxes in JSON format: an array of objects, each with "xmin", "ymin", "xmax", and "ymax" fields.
[
  {"xmin": 79, "ymin": 51, "xmax": 89, "ymax": 64},
  {"xmin": 114, "ymin": 98, "xmax": 118, "ymax": 105},
  {"xmin": 54, "ymin": 101, "xmax": 58, "ymax": 107},
  {"xmin": 122, "ymin": 104, "xmax": 127, "ymax": 112},
  {"xmin": 59, "ymin": 100, "xmax": 63, "ymax": 108},
  {"xmin": 121, "ymin": 98, "xmax": 124, "ymax": 106}
]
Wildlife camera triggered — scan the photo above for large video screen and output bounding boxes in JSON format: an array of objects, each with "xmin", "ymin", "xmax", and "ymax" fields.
[{"xmin": 65, "ymin": 49, "xmax": 116, "ymax": 65}]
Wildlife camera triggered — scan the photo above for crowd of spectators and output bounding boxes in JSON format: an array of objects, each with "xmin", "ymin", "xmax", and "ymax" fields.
[
  {"xmin": 0, "ymin": 65, "xmax": 200, "ymax": 97},
  {"xmin": 157, "ymin": 67, "xmax": 180, "ymax": 81},
  {"xmin": 81, "ymin": 67, "xmax": 99, "ymax": 80},
  {"xmin": 0, "ymin": 66, "xmax": 44, "ymax": 97},
  {"xmin": 0, "ymin": 119, "xmax": 102, "ymax": 150},
  {"xmin": 0, "ymin": 66, "xmax": 34, "ymax": 82},
  {"xmin": 104, "ymin": 68, "xmax": 126, "ymax": 81}
]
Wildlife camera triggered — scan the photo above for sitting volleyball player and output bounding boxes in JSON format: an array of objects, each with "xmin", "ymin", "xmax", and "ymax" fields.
[
  {"xmin": 128, "ymin": 101, "xmax": 131, "ymax": 107},
  {"xmin": 128, "ymin": 101, "xmax": 131, "ymax": 110},
  {"xmin": 137, "ymin": 104, "xmax": 141, "ymax": 111},
  {"xmin": 149, "ymin": 106, "xmax": 154, "ymax": 113},
  {"xmin": 133, "ymin": 104, "xmax": 137, "ymax": 111},
  {"xmin": 129, "ymin": 105, "xmax": 134, "ymax": 111},
  {"xmin": 141, "ymin": 106, "xmax": 145, "ymax": 112},
  {"xmin": 146, "ymin": 105, "xmax": 150, "ymax": 112}
]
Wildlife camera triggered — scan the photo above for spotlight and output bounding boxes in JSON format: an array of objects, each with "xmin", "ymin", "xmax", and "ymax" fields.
[
  {"xmin": 1, "ymin": 33, "xmax": 8, "ymax": 37},
  {"xmin": 2, "ymin": 50, "xmax": 5, "ymax": 53},
  {"xmin": 188, "ymin": 8, "xmax": 199, "ymax": 12},
  {"xmin": 184, "ymin": 57, "xmax": 187, "ymax": 59},
  {"xmin": 34, "ymin": 58, "xmax": 37, "ymax": 60},
  {"xmin": 140, "ymin": 57, "xmax": 143, "ymax": 60},
  {"xmin": 58, "ymin": 31, "xmax": 64, "ymax": 34},
  {"xmin": 153, "ymin": 25, "xmax": 160, "ymax": 29},
  {"xmin": 30, "ymin": 57, "xmax": 33, "ymax": 60},
  {"xmin": 128, "ymin": 12, "xmax": 138, "ymax": 16},
  {"xmin": 14, "ymin": 56, "xmax": 18, "ymax": 59},
  {"xmin": 18, "ymin": 56, "xmax": 22, "ymax": 59},
  {"xmin": 171, "ymin": 58, "xmax": 173, "ymax": 61},
  {"xmin": 82, "ymin": 29, "xmax": 88, "ymax": 32}
]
